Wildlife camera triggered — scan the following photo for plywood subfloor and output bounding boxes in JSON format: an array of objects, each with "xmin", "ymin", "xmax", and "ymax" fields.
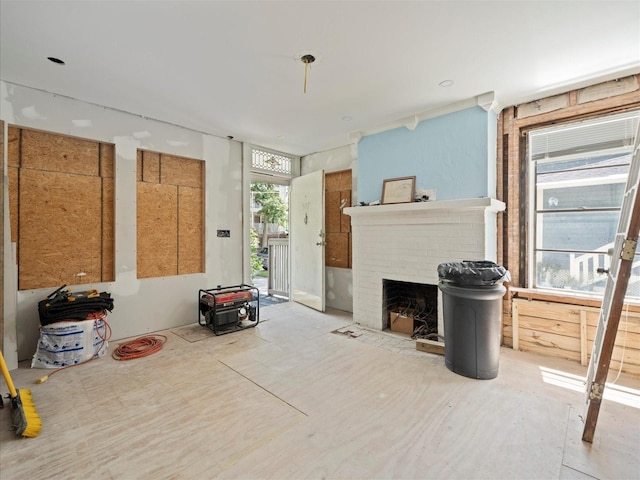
[{"xmin": 1, "ymin": 302, "xmax": 638, "ymax": 479}]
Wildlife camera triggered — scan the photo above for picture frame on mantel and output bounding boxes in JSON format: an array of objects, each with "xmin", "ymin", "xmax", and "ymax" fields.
[{"xmin": 381, "ymin": 176, "xmax": 416, "ymax": 204}]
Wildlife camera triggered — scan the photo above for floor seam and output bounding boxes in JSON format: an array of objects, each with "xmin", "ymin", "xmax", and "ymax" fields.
[{"xmin": 218, "ymin": 359, "xmax": 309, "ymax": 417}]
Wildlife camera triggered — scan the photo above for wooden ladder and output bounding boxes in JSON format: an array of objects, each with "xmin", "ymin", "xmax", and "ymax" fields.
[{"xmin": 582, "ymin": 121, "xmax": 640, "ymax": 442}]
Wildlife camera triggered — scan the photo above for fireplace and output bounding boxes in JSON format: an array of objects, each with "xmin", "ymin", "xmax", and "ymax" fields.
[
  {"xmin": 383, "ymin": 279, "xmax": 438, "ymax": 336},
  {"xmin": 344, "ymin": 198, "xmax": 505, "ymax": 332}
]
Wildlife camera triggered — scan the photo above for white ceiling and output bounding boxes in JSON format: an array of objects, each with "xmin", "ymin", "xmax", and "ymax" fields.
[{"xmin": 1, "ymin": 1, "xmax": 639, "ymax": 157}]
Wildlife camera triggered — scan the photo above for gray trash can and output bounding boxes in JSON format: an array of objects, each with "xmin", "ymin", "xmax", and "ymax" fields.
[{"xmin": 438, "ymin": 261, "xmax": 510, "ymax": 380}]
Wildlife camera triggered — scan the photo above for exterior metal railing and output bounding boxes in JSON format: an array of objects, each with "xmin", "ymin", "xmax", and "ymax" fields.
[{"xmin": 267, "ymin": 238, "xmax": 289, "ymax": 298}]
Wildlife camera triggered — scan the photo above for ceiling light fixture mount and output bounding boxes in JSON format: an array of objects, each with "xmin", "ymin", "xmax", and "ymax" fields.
[
  {"xmin": 47, "ymin": 57, "xmax": 65, "ymax": 65},
  {"xmin": 439, "ymin": 79, "xmax": 455, "ymax": 88},
  {"xmin": 300, "ymin": 54, "xmax": 316, "ymax": 94}
]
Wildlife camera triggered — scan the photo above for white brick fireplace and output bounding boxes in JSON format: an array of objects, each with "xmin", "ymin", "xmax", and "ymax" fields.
[{"xmin": 344, "ymin": 198, "xmax": 506, "ymax": 332}]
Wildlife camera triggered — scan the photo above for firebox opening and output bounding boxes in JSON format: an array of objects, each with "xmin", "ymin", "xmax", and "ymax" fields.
[{"xmin": 383, "ymin": 279, "xmax": 438, "ymax": 337}]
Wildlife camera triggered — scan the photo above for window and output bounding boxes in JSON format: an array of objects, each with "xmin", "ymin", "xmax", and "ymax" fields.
[
  {"xmin": 529, "ymin": 110, "xmax": 640, "ymax": 297},
  {"xmin": 251, "ymin": 148, "xmax": 292, "ymax": 176}
]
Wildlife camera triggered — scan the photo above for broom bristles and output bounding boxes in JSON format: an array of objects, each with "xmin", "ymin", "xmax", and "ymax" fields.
[{"xmin": 12, "ymin": 389, "xmax": 42, "ymax": 438}]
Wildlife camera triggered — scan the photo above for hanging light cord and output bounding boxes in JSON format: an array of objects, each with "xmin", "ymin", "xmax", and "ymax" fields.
[{"xmin": 300, "ymin": 54, "xmax": 315, "ymax": 93}]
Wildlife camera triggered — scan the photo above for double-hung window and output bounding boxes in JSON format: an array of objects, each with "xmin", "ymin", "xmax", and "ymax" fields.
[{"xmin": 529, "ymin": 110, "xmax": 640, "ymax": 298}]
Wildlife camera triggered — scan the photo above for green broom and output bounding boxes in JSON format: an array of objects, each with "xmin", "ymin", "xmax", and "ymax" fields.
[{"xmin": 0, "ymin": 350, "xmax": 42, "ymax": 437}]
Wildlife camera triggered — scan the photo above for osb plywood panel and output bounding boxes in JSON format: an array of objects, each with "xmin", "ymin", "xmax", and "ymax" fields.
[
  {"xmin": 142, "ymin": 150, "xmax": 160, "ymax": 183},
  {"xmin": 19, "ymin": 170, "xmax": 102, "ymax": 290},
  {"xmin": 325, "ymin": 191, "xmax": 342, "ymax": 233},
  {"xmin": 340, "ymin": 190, "xmax": 351, "ymax": 232},
  {"xmin": 102, "ymin": 178, "xmax": 115, "ymax": 282},
  {"xmin": 326, "ymin": 233, "xmax": 349, "ymax": 268},
  {"xmin": 178, "ymin": 186, "xmax": 204, "ymax": 275},
  {"xmin": 161, "ymin": 154, "xmax": 203, "ymax": 188},
  {"xmin": 325, "ymin": 170, "xmax": 351, "ymax": 192},
  {"xmin": 21, "ymin": 129, "xmax": 99, "ymax": 176},
  {"xmin": 8, "ymin": 126, "xmax": 20, "ymax": 167},
  {"xmin": 100, "ymin": 144, "xmax": 115, "ymax": 178},
  {"xmin": 136, "ymin": 150, "xmax": 143, "ymax": 182},
  {"xmin": 8, "ymin": 167, "xmax": 18, "ymax": 244},
  {"xmin": 137, "ymin": 182, "xmax": 178, "ymax": 279},
  {"xmin": 325, "ymin": 170, "xmax": 352, "ymax": 270}
]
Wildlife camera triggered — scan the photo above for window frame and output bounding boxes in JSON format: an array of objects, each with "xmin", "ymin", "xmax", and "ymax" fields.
[{"xmin": 526, "ymin": 110, "xmax": 640, "ymax": 298}]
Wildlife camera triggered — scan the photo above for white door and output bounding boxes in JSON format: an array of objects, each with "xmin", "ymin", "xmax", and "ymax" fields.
[{"xmin": 290, "ymin": 170, "xmax": 325, "ymax": 311}]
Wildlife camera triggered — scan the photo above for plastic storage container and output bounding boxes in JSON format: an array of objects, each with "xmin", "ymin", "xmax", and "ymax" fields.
[{"xmin": 438, "ymin": 261, "xmax": 510, "ymax": 380}]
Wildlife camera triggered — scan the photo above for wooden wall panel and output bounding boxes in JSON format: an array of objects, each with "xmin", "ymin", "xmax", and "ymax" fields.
[
  {"xmin": 21, "ymin": 129, "xmax": 99, "ymax": 175},
  {"xmin": 8, "ymin": 127, "xmax": 114, "ymax": 290},
  {"xmin": 8, "ymin": 167, "xmax": 18, "ymax": 244},
  {"xmin": 516, "ymin": 300, "xmax": 581, "ymax": 323},
  {"xmin": 137, "ymin": 182, "xmax": 178, "ymax": 278},
  {"xmin": 325, "ymin": 170, "xmax": 352, "ymax": 269},
  {"xmin": 100, "ymin": 144, "xmax": 115, "ymax": 178},
  {"xmin": 19, "ymin": 170, "xmax": 102, "ymax": 290},
  {"xmin": 178, "ymin": 186, "xmax": 204, "ymax": 275},
  {"xmin": 142, "ymin": 151, "xmax": 160, "ymax": 183},
  {"xmin": 325, "ymin": 170, "xmax": 351, "ymax": 191},
  {"xmin": 137, "ymin": 150, "xmax": 204, "ymax": 278},
  {"xmin": 161, "ymin": 155, "xmax": 203, "ymax": 188},
  {"xmin": 584, "ymin": 309, "xmax": 640, "ymax": 333},
  {"xmin": 8, "ymin": 126, "xmax": 19, "ymax": 167},
  {"xmin": 8, "ymin": 127, "xmax": 20, "ymax": 243},
  {"xmin": 577, "ymin": 76, "xmax": 639, "ymax": 105},
  {"xmin": 325, "ymin": 191, "xmax": 342, "ymax": 233},
  {"xmin": 102, "ymin": 178, "xmax": 115, "ymax": 282},
  {"xmin": 587, "ymin": 325, "xmax": 640, "ymax": 350},
  {"xmin": 340, "ymin": 190, "xmax": 351, "ymax": 232},
  {"xmin": 511, "ymin": 298, "xmax": 640, "ymax": 375},
  {"xmin": 136, "ymin": 151, "xmax": 143, "ymax": 182},
  {"xmin": 326, "ymin": 233, "xmax": 349, "ymax": 268}
]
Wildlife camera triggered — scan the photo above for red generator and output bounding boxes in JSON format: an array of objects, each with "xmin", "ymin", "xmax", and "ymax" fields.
[{"xmin": 198, "ymin": 284, "xmax": 259, "ymax": 335}]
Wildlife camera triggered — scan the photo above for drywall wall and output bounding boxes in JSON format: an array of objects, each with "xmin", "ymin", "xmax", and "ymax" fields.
[
  {"xmin": 357, "ymin": 106, "xmax": 496, "ymax": 203},
  {"xmin": 1, "ymin": 81, "xmax": 244, "ymax": 362},
  {"xmin": 301, "ymin": 144, "xmax": 355, "ymax": 312}
]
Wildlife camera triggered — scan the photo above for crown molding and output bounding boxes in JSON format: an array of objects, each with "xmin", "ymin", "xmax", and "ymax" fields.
[{"xmin": 350, "ymin": 91, "xmax": 499, "ymax": 142}]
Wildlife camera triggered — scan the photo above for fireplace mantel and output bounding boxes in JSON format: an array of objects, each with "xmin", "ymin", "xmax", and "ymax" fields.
[
  {"xmin": 344, "ymin": 197, "xmax": 505, "ymax": 224},
  {"xmin": 344, "ymin": 197, "xmax": 505, "ymax": 331}
]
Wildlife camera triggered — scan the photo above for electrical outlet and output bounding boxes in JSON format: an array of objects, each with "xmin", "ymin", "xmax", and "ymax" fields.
[
  {"xmin": 423, "ymin": 189, "xmax": 436, "ymax": 201},
  {"xmin": 415, "ymin": 188, "xmax": 437, "ymax": 201}
]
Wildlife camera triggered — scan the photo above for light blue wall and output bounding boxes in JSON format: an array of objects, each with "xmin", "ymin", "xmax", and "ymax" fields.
[{"xmin": 357, "ymin": 106, "xmax": 495, "ymax": 203}]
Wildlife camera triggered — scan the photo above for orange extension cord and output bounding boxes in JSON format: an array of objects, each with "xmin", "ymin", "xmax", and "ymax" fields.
[{"xmin": 111, "ymin": 334, "xmax": 167, "ymax": 361}]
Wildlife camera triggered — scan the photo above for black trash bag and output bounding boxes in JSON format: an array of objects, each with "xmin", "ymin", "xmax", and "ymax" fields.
[{"xmin": 437, "ymin": 260, "xmax": 511, "ymax": 286}]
